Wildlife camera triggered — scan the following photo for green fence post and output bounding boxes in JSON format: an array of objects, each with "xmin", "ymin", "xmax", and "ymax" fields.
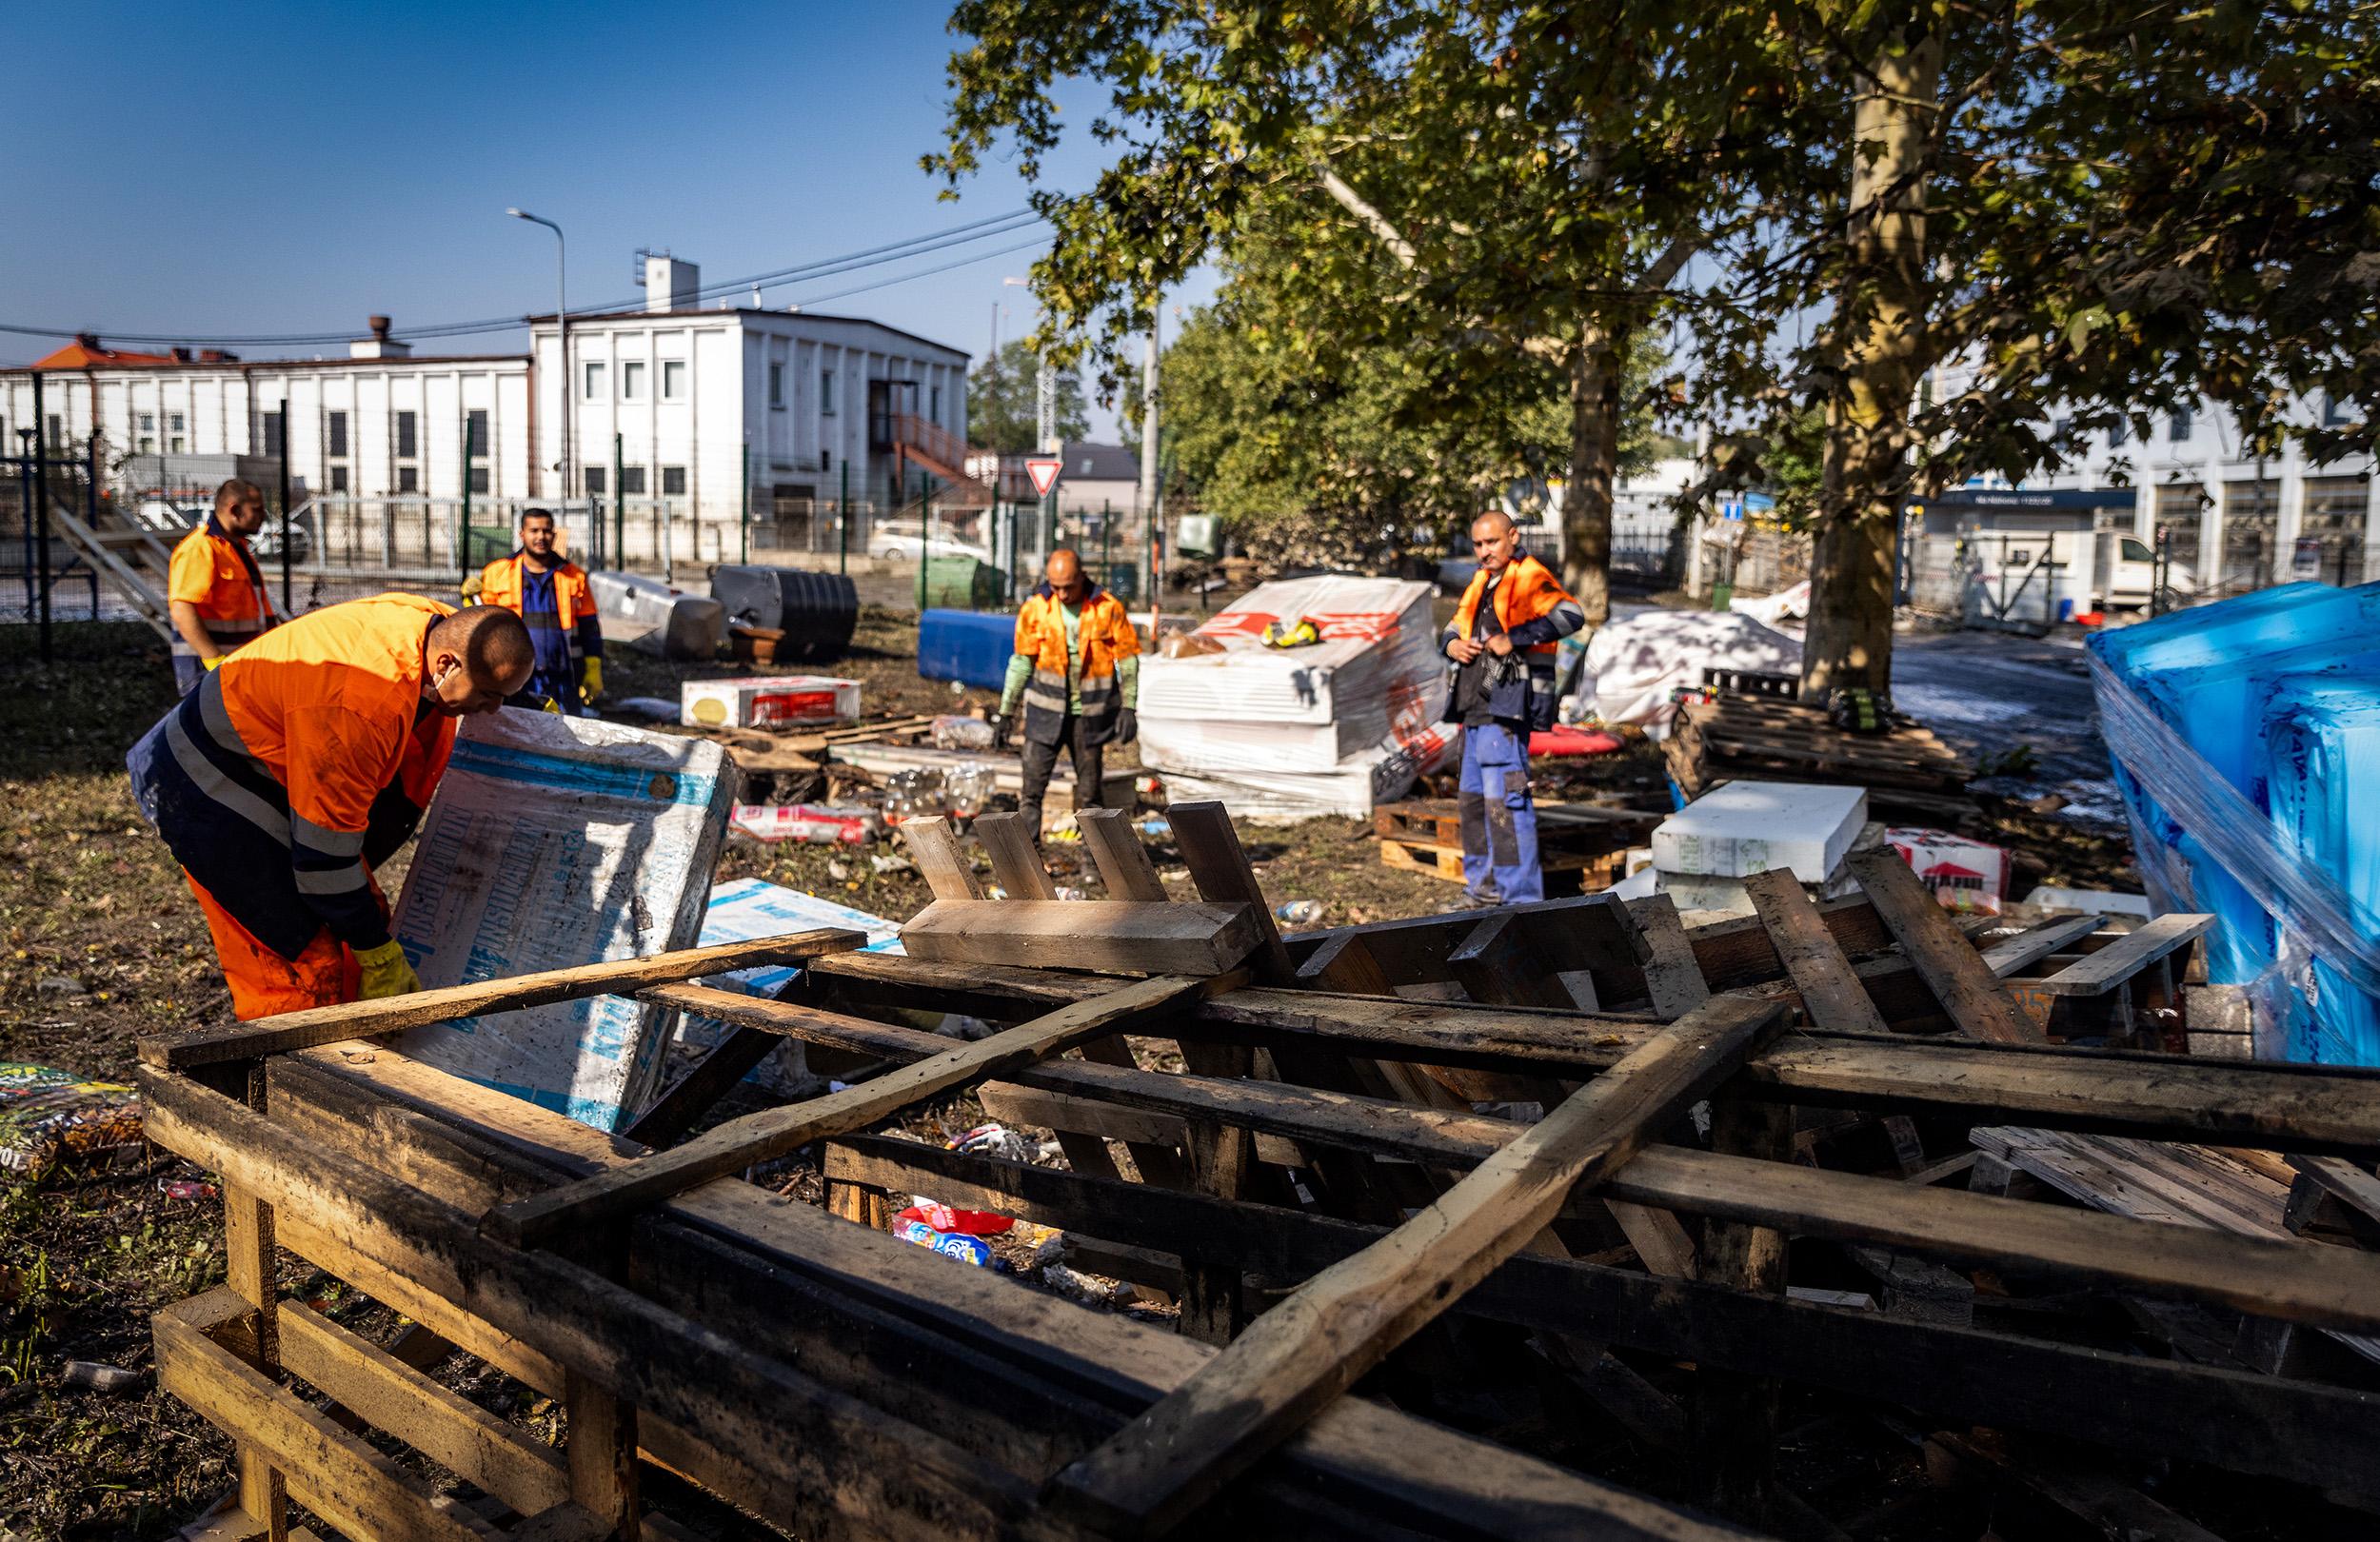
[
  {"xmin": 612, "ymin": 433, "xmax": 625, "ymax": 570},
  {"xmin": 739, "ymin": 443, "xmax": 750, "ymax": 566},
  {"xmin": 838, "ymin": 461, "xmax": 850, "ymax": 576},
  {"xmin": 915, "ymin": 470, "xmax": 930, "ymax": 614},
  {"xmin": 459, "ymin": 411, "xmax": 472, "ymax": 583}
]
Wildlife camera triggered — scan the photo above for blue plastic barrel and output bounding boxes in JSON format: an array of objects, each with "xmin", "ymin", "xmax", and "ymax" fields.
[{"xmin": 918, "ymin": 608, "xmax": 1017, "ymax": 691}]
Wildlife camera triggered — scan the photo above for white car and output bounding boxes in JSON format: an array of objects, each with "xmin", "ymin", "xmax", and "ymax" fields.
[
  {"xmin": 872, "ymin": 531, "xmax": 992, "ymax": 564},
  {"xmin": 134, "ymin": 498, "xmax": 310, "ymax": 563}
]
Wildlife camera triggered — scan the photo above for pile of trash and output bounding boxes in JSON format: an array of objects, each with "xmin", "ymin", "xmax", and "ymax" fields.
[
  {"xmin": 1138, "ymin": 575, "xmax": 1458, "ymax": 818},
  {"xmin": 1570, "ymin": 609, "xmax": 1801, "ymax": 735}
]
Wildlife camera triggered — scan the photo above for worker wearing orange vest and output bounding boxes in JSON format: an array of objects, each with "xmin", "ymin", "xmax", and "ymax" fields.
[
  {"xmin": 997, "ymin": 547, "xmax": 1140, "ymax": 841},
  {"xmin": 126, "ymin": 595, "xmax": 534, "ymax": 1019},
  {"xmin": 469, "ymin": 507, "xmax": 605, "ymax": 712},
  {"xmin": 1441, "ymin": 510, "xmax": 1585, "ymax": 906},
  {"xmin": 166, "ymin": 479, "xmax": 279, "ymax": 691}
]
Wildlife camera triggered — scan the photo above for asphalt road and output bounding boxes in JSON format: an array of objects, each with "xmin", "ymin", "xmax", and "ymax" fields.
[{"xmin": 1889, "ymin": 625, "xmax": 2122, "ymax": 822}]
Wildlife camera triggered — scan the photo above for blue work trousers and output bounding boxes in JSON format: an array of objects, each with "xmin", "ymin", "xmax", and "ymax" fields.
[{"xmin": 1458, "ymin": 721, "xmax": 1540, "ymax": 905}]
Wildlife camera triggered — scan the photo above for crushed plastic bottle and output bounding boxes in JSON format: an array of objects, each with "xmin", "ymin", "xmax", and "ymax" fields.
[
  {"xmin": 1275, "ymin": 900, "xmax": 1325, "ymax": 926},
  {"xmin": 1054, "ymin": 885, "xmax": 1088, "ymax": 902},
  {"xmin": 931, "ymin": 714, "xmax": 996, "ymax": 750}
]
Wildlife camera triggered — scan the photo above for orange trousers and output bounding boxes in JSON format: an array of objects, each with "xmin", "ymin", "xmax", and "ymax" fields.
[{"xmin": 184, "ymin": 868, "xmax": 377, "ymax": 1020}]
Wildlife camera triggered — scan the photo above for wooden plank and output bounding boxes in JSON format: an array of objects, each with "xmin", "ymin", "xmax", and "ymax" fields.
[
  {"xmin": 153, "ymin": 1300, "xmax": 491, "ymax": 1542},
  {"xmin": 900, "ymin": 899, "xmax": 1261, "ymax": 977},
  {"xmin": 895, "ymin": 815, "xmax": 982, "ymax": 902},
  {"xmin": 623, "ymin": 1025, "xmax": 780, "ymax": 1148},
  {"xmin": 1077, "ymin": 808, "xmax": 1169, "ymax": 901},
  {"xmin": 1687, "ymin": 1095, "xmax": 1792, "ymax": 1527},
  {"xmin": 1162, "ymin": 801, "xmax": 1293, "ymax": 984},
  {"xmin": 1630, "ymin": 895, "xmax": 1711, "ymax": 1018},
  {"xmin": 276, "ymin": 1300, "xmax": 568, "ymax": 1517},
  {"xmin": 1742, "ymin": 869, "xmax": 1890, "ymax": 1035},
  {"xmin": 2034, "ymin": 913, "xmax": 2214, "ymax": 996},
  {"xmin": 1843, "ymin": 850, "xmax": 2042, "ymax": 1044},
  {"xmin": 2292, "ymin": 1155, "xmax": 2380, "ymax": 1228},
  {"xmin": 816, "ymin": 1132, "xmax": 2380, "ymax": 1499},
  {"xmin": 1041, "ymin": 995, "xmax": 1785, "ymax": 1537},
  {"xmin": 973, "ymin": 810, "xmax": 1058, "ymax": 899},
  {"xmin": 223, "ymin": 1182, "xmax": 288, "ymax": 1542},
  {"xmin": 485, "ymin": 973, "xmax": 1228, "ymax": 1249},
  {"xmin": 1979, "ymin": 912, "xmax": 2109, "ymax": 977},
  {"xmin": 140, "ymin": 929, "xmax": 867, "ymax": 1070},
  {"xmin": 564, "ymin": 1369, "xmax": 638, "ymax": 1538}
]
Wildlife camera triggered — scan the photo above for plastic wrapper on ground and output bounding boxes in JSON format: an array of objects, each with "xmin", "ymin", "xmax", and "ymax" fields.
[{"xmin": 1577, "ymin": 610, "xmax": 1803, "ymax": 734}]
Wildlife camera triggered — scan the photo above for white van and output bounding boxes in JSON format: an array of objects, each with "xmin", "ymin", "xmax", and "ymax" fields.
[{"xmin": 1968, "ymin": 527, "xmax": 2194, "ymax": 616}]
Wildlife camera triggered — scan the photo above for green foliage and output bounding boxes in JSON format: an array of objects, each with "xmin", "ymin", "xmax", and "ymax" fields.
[{"xmin": 966, "ymin": 339, "xmax": 1090, "ymax": 456}]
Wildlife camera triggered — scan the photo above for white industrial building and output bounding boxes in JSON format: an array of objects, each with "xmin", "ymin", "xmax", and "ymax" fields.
[{"xmin": 1, "ymin": 252, "xmax": 973, "ymax": 568}]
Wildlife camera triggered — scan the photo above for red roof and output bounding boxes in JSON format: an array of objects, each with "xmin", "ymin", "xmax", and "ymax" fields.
[{"xmin": 29, "ymin": 334, "xmax": 235, "ymax": 369}]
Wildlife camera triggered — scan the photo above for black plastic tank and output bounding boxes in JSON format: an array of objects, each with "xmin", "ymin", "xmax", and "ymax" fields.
[{"xmin": 710, "ymin": 566, "xmax": 859, "ymax": 662}]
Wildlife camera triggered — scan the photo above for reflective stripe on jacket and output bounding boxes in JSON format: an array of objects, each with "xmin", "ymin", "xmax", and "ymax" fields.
[
  {"xmin": 127, "ymin": 592, "xmax": 458, "ymax": 959},
  {"xmin": 1441, "ymin": 552, "xmax": 1578, "ymax": 731},
  {"xmin": 166, "ymin": 518, "xmax": 277, "ymax": 660},
  {"xmin": 478, "ymin": 553, "xmax": 597, "ymax": 667},
  {"xmin": 1012, "ymin": 583, "xmax": 1140, "ymax": 747}
]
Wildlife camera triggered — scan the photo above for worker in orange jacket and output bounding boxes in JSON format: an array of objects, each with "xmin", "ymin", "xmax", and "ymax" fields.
[
  {"xmin": 1441, "ymin": 510, "xmax": 1585, "ymax": 906},
  {"xmin": 166, "ymin": 479, "xmax": 279, "ymax": 691},
  {"xmin": 997, "ymin": 548, "xmax": 1140, "ymax": 841},
  {"xmin": 467, "ymin": 506, "xmax": 605, "ymax": 712},
  {"xmin": 127, "ymin": 594, "xmax": 534, "ymax": 1019}
]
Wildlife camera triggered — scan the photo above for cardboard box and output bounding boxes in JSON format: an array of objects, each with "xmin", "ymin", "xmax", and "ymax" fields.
[
  {"xmin": 682, "ymin": 675, "xmax": 860, "ymax": 729},
  {"xmin": 1885, "ymin": 825, "xmax": 2011, "ymax": 914}
]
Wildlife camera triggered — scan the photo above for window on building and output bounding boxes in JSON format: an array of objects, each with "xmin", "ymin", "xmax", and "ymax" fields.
[
  {"xmin": 395, "ymin": 410, "xmax": 417, "ymax": 460},
  {"xmin": 585, "ymin": 466, "xmax": 606, "ymax": 495},
  {"xmin": 397, "ymin": 465, "xmax": 419, "ymax": 493},
  {"xmin": 622, "ymin": 362, "xmax": 646, "ymax": 402},
  {"xmin": 2051, "ymin": 415, "xmax": 2071, "ymax": 443},
  {"xmin": 662, "ymin": 465, "xmax": 686, "ymax": 496},
  {"xmin": 168, "ymin": 412, "xmax": 187, "ymax": 454},
  {"xmin": 2325, "ymin": 393, "xmax": 2355, "ymax": 426},
  {"xmin": 137, "ymin": 411, "xmax": 155, "ymax": 455},
  {"xmin": 327, "ymin": 410, "xmax": 348, "ymax": 458},
  {"xmin": 138, "ymin": 412, "xmax": 156, "ymax": 434},
  {"xmin": 2109, "ymin": 417, "xmax": 2127, "ymax": 448},
  {"xmin": 768, "ymin": 363, "xmax": 784, "ymax": 409},
  {"xmin": 263, "ymin": 410, "xmax": 286, "ymax": 457},
  {"xmin": 2169, "ymin": 408, "xmax": 2192, "ymax": 442},
  {"xmin": 930, "ymin": 384, "xmax": 942, "ymax": 421},
  {"xmin": 620, "ymin": 466, "xmax": 647, "ymax": 495},
  {"xmin": 820, "ymin": 370, "xmax": 836, "ymax": 416},
  {"xmin": 662, "ymin": 361, "xmax": 686, "ymax": 401},
  {"xmin": 585, "ymin": 361, "xmax": 606, "ymax": 401},
  {"xmin": 466, "ymin": 408, "xmax": 489, "ymax": 459},
  {"xmin": 468, "ymin": 465, "xmax": 490, "ymax": 494},
  {"xmin": 47, "ymin": 414, "xmax": 63, "ymax": 448},
  {"xmin": 329, "ymin": 465, "xmax": 349, "ymax": 493}
]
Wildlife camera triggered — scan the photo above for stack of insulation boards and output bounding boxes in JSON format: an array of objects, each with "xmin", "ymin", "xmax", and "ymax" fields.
[
  {"xmin": 1140, "ymin": 574, "xmax": 1458, "ymax": 818},
  {"xmin": 388, "ymin": 707, "xmax": 736, "ymax": 1131}
]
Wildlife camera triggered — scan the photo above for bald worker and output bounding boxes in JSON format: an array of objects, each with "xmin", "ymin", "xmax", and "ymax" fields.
[
  {"xmin": 1441, "ymin": 510, "xmax": 1585, "ymax": 906},
  {"xmin": 128, "ymin": 596, "xmax": 533, "ymax": 1018},
  {"xmin": 166, "ymin": 479, "xmax": 278, "ymax": 690},
  {"xmin": 997, "ymin": 548, "xmax": 1141, "ymax": 840}
]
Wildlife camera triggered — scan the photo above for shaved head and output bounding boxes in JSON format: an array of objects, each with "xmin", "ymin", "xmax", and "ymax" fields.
[
  {"xmin": 1470, "ymin": 509, "xmax": 1516, "ymax": 539},
  {"xmin": 1044, "ymin": 547, "xmax": 1087, "ymax": 603},
  {"xmin": 425, "ymin": 606, "xmax": 535, "ymax": 716},
  {"xmin": 1469, "ymin": 509, "xmax": 1521, "ymax": 575}
]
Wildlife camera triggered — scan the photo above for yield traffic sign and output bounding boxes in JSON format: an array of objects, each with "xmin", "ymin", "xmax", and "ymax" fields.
[{"xmin": 1025, "ymin": 457, "xmax": 1062, "ymax": 499}]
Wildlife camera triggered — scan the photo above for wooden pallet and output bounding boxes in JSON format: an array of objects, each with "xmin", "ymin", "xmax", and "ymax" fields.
[
  {"xmin": 1668, "ymin": 695, "xmax": 1976, "ymax": 823},
  {"xmin": 1374, "ymin": 799, "xmax": 1657, "ymax": 889},
  {"xmin": 131, "ymin": 813, "xmax": 2380, "ymax": 1542}
]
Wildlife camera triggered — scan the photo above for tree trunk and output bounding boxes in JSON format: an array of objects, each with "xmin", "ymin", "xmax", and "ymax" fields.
[
  {"xmin": 1802, "ymin": 30, "xmax": 1942, "ymax": 702},
  {"xmin": 1562, "ymin": 327, "xmax": 1625, "ymax": 627}
]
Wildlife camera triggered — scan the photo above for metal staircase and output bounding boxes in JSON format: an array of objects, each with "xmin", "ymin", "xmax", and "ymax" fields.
[{"xmin": 41, "ymin": 484, "xmax": 174, "ymax": 639}]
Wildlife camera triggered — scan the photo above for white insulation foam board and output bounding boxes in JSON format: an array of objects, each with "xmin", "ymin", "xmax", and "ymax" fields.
[
  {"xmin": 389, "ymin": 707, "xmax": 738, "ymax": 1132},
  {"xmin": 1651, "ymin": 781, "xmax": 1867, "ymax": 883},
  {"xmin": 674, "ymin": 878, "xmax": 904, "ymax": 1097}
]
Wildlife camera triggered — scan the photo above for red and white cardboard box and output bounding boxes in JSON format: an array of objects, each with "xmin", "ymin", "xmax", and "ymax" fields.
[
  {"xmin": 1885, "ymin": 826, "xmax": 2011, "ymax": 915},
  {"xmin": 682, "ymin": 675, "xmax": 860, "ymax": 730}
]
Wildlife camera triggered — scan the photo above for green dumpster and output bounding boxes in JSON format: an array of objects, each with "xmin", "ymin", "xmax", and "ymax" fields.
[{"xmin": 921, "ymin": 555, "xmax": 1006, "ymax": 610}]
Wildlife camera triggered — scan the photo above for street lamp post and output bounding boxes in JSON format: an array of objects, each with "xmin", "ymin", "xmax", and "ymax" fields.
[{"xmin": 506, "ymin": 208, "xmax": 569, "ymax": 503}]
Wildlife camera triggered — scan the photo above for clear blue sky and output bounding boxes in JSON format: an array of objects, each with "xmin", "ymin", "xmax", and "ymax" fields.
[{"xmin": 6, "ymin": 0, "xmax": 1206, "ymax": 435}]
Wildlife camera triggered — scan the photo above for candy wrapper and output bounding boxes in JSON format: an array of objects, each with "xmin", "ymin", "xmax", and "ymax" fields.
[{"xmin": 0, "ymin": 1064, "xmax": 144, "ymax": 1176}]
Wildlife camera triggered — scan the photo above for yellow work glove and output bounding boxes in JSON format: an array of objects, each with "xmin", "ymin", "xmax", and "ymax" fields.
[
  {"xmin": 580, "ymin": 657, "xmax": 604, "ymax": 704},
  {"xmin": 202, "ymin": 655, "xmax": 224, "ymax": 671},
  {"xmin": 459, "ymin": 570, "xmax": 485, "ymax": 602},
  {"xmin": 355, "ymin": 939, "xmax": 420, "ymax": 999}
]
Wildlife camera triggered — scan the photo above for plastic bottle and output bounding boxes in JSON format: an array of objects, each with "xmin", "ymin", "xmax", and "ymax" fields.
[{"xmin": 1275, "ymin": 900, "xmax": 1324, "ymax": 926}]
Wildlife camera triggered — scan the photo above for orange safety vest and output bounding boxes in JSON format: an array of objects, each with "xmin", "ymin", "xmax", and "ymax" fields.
[
  {"xmin": 1445, "ymin": 551, "xmax": 1574, "ymax": 729},
  {"xmin": 166, "ymin": 518, "xmax": 277, "ymax": 662},
  {"xmin": 127, "ymin": 593, "xmax": 459, "ymax": 959},
  {"xmin": 477, "ymin": 552, "xmax": 597, "ymax": 665},
  {"xmin": 1013, "ymin": 583, "xmax": 1140, "ymax": 746}
]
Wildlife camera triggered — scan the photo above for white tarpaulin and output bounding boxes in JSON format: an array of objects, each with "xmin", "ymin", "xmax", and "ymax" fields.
[
  {"xmin": 389, "ymin": 709, "xmax": 737, "ymax": 1131},
  {"xmin": 1578, "ymin": 610, "xmax": 1802, "ymax": 735}
]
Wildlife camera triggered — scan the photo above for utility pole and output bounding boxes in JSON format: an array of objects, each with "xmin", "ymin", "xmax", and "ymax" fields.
[
  {"xmin": 276, "ymin": 398, "xmax": 293, "ymax": 616},
  {"xmin": 507, "ymin": 208, "xmax": 569, "ymax": 499},
  {"xmin": 459, "ymin": 411, "xmax": 473, "ymax": 583},
  {"xmin": 1036, "ymin": 356, "xmax": 1057, "ymax": 455},
  {"xmin": 1139, "ymin": 300, "xmax": 1161, "ymax": 606}
]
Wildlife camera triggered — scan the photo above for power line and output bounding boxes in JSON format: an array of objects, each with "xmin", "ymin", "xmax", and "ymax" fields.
[{"xmin": 0, "ymin": 208, "xmax": 1045, "ymax": 349}]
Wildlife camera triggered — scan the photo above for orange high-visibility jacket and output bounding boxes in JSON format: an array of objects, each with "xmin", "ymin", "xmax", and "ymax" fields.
[
  {"xmin": 1013, "ymin": 583, "xmax": 1140, "ymax": 746},
  {"xmin": 1441, "ymin": 551, "xmax": 1582, "ymax": 730},
  {"xmin": 478, "ymin": 552, "xmax": 597, "ymax": 662},
  {"xmin": 167, "ymin": 518, "xmax": 277, "ymax": 662},
  {"xmin": 127, "ymin": 593, "xmax": 459, "ymax": 959}
]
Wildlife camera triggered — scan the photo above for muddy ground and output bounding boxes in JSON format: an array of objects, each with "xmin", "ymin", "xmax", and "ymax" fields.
[{"xmin": 0, "ymin": 608, "xmax": 2145, "ymax": 1540}]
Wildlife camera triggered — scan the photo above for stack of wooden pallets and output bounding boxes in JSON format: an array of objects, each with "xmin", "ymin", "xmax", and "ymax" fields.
[
  {"xmin": 130, "ymin": 805, "xmax": 2380, "ymax": 1542},
  {"xmin": 1665, "ymin": 694, "xmax": 1975, "ymax": 823},
  {"xmin": 1373, "ymin": 798, "xmax": 1661, "ymax": 893}
]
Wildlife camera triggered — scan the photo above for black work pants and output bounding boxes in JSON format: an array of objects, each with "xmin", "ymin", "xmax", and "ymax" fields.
[{"xmin": 1018, "ymin": 712, "xmax": 1106, "ymax": 841}]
